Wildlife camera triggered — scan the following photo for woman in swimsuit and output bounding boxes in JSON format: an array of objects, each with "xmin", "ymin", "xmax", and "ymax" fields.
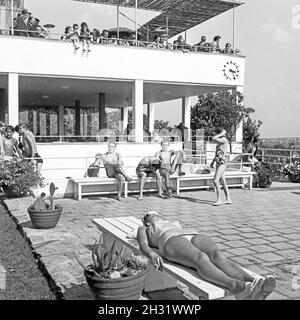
[
  {"xmin": 211, "ymin": 128, "xmax": 232, "ymax": 206},
  {"xmin": 137, "ymin": 211, "xmax": 276, "ymax": 300}
]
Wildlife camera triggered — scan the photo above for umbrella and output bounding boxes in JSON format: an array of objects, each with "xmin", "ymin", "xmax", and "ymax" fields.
[{"xmin": 108, "ymin": 27, "xmax": 141, "ymax": 39}]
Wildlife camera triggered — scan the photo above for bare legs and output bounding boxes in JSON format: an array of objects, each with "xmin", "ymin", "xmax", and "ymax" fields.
[
  {"xmin": 159, "ymin": 168, "xmax": 172, "ymax": 197},
  {"xmin": 114, "ymin": 173, "xmax": 124, "ymax": 201},
  {"xmin": 138, "ymin": 172, "xmax": 162, "ymax": 200},
  {"xmin": 213, "ymin": 164, "xmax": 231, "ymax": 205},
  {"xmin": 163, "ymin": 236, "xmax": 249, "ymax": 294}
]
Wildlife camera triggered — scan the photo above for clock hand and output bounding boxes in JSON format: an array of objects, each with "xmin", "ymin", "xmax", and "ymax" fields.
[{"xmin": 229, "ymin": 69, "xmax": 236, "ymax": 73}]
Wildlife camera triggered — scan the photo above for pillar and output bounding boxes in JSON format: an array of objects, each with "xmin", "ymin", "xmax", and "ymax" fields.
[
  {"xmin": 75, "ymin": 100, "xmax": 81, "ymax": 136},
  {"xmin": 182, "ymin": 96, "xmax": 191, "ymax": 141},
  {"xmin": 0, "ymin": 89, "xmax": 7, "ymax": 123},
  {"xmin": 8, "ymin": 73, "xmax": 19, "ymax": 126},
  {"xmin": 121, "ymin": 107, "xmax": 129, "ymax": 134},
  {"xmin": 132, "ymin": 80, "xmax": 144, "ymax": 142},
  {"xmin": 99, "ymin": 92, "xmax": 106, "ymax": 130},
  {"xmin": 234, "ymin": 86, "xmax": 243, "ymax": 143},
  {"xmin": 147, "ymin": 102, "xmax": 155, "ymax": 134},
  {"xmin": 58, "ymin": 105, "xmax": 64, "ymax": 138}
]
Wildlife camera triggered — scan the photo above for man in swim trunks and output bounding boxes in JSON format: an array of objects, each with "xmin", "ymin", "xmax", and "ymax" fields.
[
  {"xmin": 101, "ymin": 141, "xmax": 133, "ymax": 201},
  {"xmin": 137, "ymin": 211, "xmax": 276, "ymax": 300},
  {"xmin": 136, "ymin": 156, "xmax": 163, "ymax": 200}
]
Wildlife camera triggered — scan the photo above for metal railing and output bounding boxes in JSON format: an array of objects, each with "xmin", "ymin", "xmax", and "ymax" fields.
[{"xmin": 0, "ymin": 29, "xmax": 244, "ymax": 56}]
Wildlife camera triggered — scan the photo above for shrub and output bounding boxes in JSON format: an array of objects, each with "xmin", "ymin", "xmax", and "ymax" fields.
[{"xmin": 0, "ymin": 158, "xmax": 44, "ymax": 196}]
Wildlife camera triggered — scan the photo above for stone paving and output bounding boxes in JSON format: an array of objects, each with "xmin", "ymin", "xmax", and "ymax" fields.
[{"xmin": 3, "ymin": 182, "xmax": 300, "ymax": 300}]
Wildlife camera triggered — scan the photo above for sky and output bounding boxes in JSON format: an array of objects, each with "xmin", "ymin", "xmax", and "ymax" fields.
[{"xmin": 25, "ymin": 0, "xmax": 300, "ymax": 138}]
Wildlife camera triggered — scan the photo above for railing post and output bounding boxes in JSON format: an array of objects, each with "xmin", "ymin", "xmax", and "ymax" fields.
[
  {"xmin": 290, "ymin": 150, "xmax": 292, "ymax": 165},
  {"xmin": 262, "ymin": 149, "xmax": 265, "ymax": 162}
]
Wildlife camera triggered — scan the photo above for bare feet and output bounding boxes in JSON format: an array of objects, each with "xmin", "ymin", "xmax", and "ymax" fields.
[
  {"xmin": 157, "ymin": 193, "xmax": 164, "ymax": 199},
  {"xmin": 223, "ymin": 199, "xmax": 232, "ymax": 205},
  {"xmin": 234, "ymin": 282, "xmax": 252, "ymax": 300},
  {"xmin": 117, "ymin": 195, "xmax": 123, "ymax": 201},
  {"xmin": 213, "ymin": 201, "xmax": 223, "ymax": 206},
  {"xmin": 251, "ymin": 276, "xmax": 276, "ymax": 300},
  {"xmin": 137, "ymin": 195, "xmax": 143, "ymax": 201}
]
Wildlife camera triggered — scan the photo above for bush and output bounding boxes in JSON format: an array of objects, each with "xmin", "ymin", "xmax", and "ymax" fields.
[
  {"xmin": 0, "ymin": 158, "xmax": 44, "ymax": 196},
  {"xmin": 283, "ymin": 161, "xmax": 300, "ymax": 182},
  {"xmin": 253, "ymin": 161, "xmax": 282, "ymax": 188}
]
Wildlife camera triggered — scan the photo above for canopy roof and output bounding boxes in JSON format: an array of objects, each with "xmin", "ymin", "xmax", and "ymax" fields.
[{"xmin": 73, "ymin": 0, "xmax": 242, "ymax": 39}]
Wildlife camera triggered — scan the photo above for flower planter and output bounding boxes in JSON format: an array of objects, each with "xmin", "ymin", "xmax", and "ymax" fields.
[
  {"xmin": 84, "ymin": 268, "xmax": 148, "ymax": 300},
  {"xmin": 288, "ymin": 174, "xmax": 300, "ymax": 183},
  {"xmin": 28, "ymin": 205, "xmax": 63, "ymax": 229}
]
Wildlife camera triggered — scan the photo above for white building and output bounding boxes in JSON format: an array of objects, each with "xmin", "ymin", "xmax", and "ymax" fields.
[{"xmin": 0, "ymin": 0, "xmax": 245, "ymax": 196}]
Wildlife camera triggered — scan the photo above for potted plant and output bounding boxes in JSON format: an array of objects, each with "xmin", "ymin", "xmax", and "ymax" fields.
[
  {"xmin": 0, "ymin": 157, "xmax": 44, "ymax": 198},
  {"xmin": 283, "ymin": 161, "xmax": 300, "ymax": 183},
  {"xmin": 253, "ymin": 161, "xmax": 281, "ymax": 188},
  {"xmin": 76, "ymin": 236, "xmax": 149, "ymax": 300},
  {"xmin": 27, "ymin": 183, "xmax": 63, "ymax": 229}
]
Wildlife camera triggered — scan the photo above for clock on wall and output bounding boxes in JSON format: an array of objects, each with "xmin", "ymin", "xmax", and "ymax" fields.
[{"xmin": 223, "ymin": 61, "xmax": 239, "ymax": 80}]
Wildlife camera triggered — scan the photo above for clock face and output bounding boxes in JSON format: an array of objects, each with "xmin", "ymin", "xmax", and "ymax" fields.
[{"xmin": 223, "ymin": 61, "xmax": 239, "ymax": 80}]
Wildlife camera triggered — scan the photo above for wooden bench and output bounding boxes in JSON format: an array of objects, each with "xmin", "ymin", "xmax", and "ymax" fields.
[
  {"xmin": 70, "ymin": 171, "xmax": 255, "ymax": 200},
  {"xmin": 92, "ymin": 216, "xmax": 260, "ymax": 300}
]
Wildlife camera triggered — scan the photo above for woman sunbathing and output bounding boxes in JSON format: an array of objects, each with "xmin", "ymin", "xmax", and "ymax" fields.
[{"xmin": 137, "ymin": 212, "xmax": 276, "ymax": 300}]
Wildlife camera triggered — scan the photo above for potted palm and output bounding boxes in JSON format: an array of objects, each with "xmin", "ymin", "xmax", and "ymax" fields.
[
  {"xmin": 76, "ymin": 236, "xmax": 149, "ymax": 300},
  {"xmin": 253, "ymin": 162, "xmax": 281, "ymax": 188},
  {"xmin": 283, "ymin": 162, "xmax": 300, "ymax": 183},
  {"xmin": 27, "ymin": 183, "xmax": 63, "ymax": 229},
  {"xmin": 0, "ymin": 158, "xmax": 44, "ymax": 198}
]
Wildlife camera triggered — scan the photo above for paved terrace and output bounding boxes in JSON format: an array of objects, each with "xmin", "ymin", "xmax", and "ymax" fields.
[{"xmin": 3, "ymin": 182, "xmax": 300, "ymax": 300}]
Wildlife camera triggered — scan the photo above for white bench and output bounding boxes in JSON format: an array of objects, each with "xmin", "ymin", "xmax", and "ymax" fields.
[
  {"xmin": 70, "ymin": 171, "xmax": 255, "ymax": 200},
  {"xmin": 92, "ymin": 216, "xmax": 259, "ymax": 300}
]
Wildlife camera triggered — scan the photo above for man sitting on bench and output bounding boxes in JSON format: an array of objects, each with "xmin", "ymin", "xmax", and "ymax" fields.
[
  {"xmin": 155, "ymin": 140, "xmax": 185, "ymax": 198},
  {"xmin": 136, "ymin": 156, "xmax": 163, "ymax": 200},
  {"xmin": 137, "ymin": 211, "xmax": 276, "ymax": 300},
  {"xmin": 101, "ymin": 141, "xmax": 133, "ymax": 201}
]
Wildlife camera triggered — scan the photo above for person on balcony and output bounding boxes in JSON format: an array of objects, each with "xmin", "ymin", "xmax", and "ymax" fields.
[
  {"xmin": 101, "ymin": 141, "xmax": 133, "ymax": 201},
  {"xmin": 129, "ymin": 33, "xmax": 146, "ymax": 47},
  {"xmin": 160, "ymin": 34, "xmax": 172, "ymax": 49},
  {"xmin": 137, "ymin": 211, "xmax": 276, "ymax": 300},
  {"xmin": 0, "ymin": 122, "xmax": 5, "ymax": 156},
  {"xmin": 173, "ymin": 35, "xmax": 192, "ymax": 52},
  {"xmin": 99, "ymin": 29, "xmax": 112, "ymax": 44},
  {"xmin": 211, "ymin": 128, "xmax": 232, "ymax": 206},
  {"xmin": 136, "ymin": 157, "xmax": 163, "ymax": 200},
  {"xmin": 13, "ymin": 9, "xmax": 30, "ymax": 37},
  {"xmin": 80, "ymin": 22, "xmax": 91, "ymax": 52},
  {"xmin": 193, "ymin": 35, "xmax": 207, "ymax": 52},
  {"xmin": 61, "ymin": 26, "xmax": 72, "ymax": 40},
  {"xmin": 2, "ymin": 126, "xmax": 23, "ymax": 158},
  {"xmin": 17, "ymin": 123, "xmax": 43, "ymax": 173},
  {"xmin": 70, "ymin": 24, "xmax": 80, "ymax": 50},
  {"xmin": 147, "ymin": 35, "xmax": 163, "ymax": 48},
  {"xmin": 91, "ymin": 28, "xmax": 101, "ymax": 44},
  {"xmin": 210, "ymin": 35, "xmax": 222, "ymax": 53},
  {"xmin": 223, "ymin": 43, "xmax": 234, "ymax": 54}
]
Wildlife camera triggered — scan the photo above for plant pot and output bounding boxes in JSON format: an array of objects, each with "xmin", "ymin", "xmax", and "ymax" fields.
[
  {"xmin": 84, "ymin": 268, "xmax": 148, "ymax": 300},
  {"xmin": 28, "ymin": 205, "xmax": 63, "ymax": 229},
  {"xmin": 257, "ymin": 179, "xmax": 272, "ymax": 188},
  {"xmin": 2, "ymin": 184, "xmax": 26, "ymax": 198},
  {"xmin": 288, "ymin": 174, "xmax": 300, "ymax": 183}
]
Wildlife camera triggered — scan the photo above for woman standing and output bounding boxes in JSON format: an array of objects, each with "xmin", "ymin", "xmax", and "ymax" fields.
[{"xmin": 211, "ymin": 128, "xmax": 232, "ymax": 206}]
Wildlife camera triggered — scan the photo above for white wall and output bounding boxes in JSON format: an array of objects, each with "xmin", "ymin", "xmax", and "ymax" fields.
[{"xmin": 0, "ymin": 36, "xmax": 245, "ymax": 86}]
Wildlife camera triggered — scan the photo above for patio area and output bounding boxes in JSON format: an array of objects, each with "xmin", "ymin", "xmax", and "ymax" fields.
[{"xmin": 3, "ymin": 181, "xmax": 300, "ymax": 300}]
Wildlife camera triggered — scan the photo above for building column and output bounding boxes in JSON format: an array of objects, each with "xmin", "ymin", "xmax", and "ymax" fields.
[
  {"xmin": 0, "ymin": 89, "xmax": 7, "ymax": 123},
  {"xmin": 75, "ymin": 100, "xmax": 81, "ymax": 136},
  {"xmin": 234, "ymin": 86, "xmax": 244, "ymax": 143},
  {"xmin": 182, "ymin": 96, "xmax": 191, "ymax": 141},
  {"xmin": 132, "ymin": 80, "xmax": 144, "ymax": 142},
  {"xmin": 147, "ymin": 102, "xmax": 155, "ymax": 134},
  {"xmin": 58, "ymin": 105, "xmax": 64, "ymax": 138},
  {"xmin": 8, "ymin": 73, "xmax": 19, "ymax": 126},
  {"xmin": 98, "ymin": 92, "xmax": 106, "ymax": 130},
  {"xmin": 121, "ymin": 107, "xmax": 129, "ymax": 134}
]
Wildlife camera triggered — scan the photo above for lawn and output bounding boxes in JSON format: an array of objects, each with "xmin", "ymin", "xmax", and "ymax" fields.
[{"xmin": 0, "ymin": 203, "xmax": 57, "ymax": 300}]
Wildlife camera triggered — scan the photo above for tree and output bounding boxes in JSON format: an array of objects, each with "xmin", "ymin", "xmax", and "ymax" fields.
[
  {"xmin": 243, "ymin": 114, "xmax": 263, "ymax": 147},
  {"xmin": 154, "ymin": 120, "xmax": 173, "ymax": 131},
  {"xmin": 127, "ymin": 110, "xmax": 149, "ymax": 132},
  {"xmin": 191, "ymin": 91, "xmax": 255, "ymax": 153}
]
